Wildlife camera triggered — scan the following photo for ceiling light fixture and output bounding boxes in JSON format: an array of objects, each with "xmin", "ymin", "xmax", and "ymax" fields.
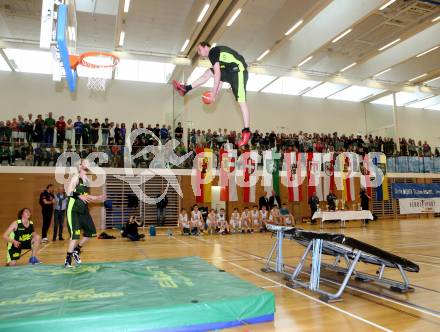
[
  {"xmin": 227, "ymin": 9, "xmax": 242, "ymax": 27},
  {"xmin": 332, "ymin": 29, "xmax": 352, "ymax": 43},
  {"xmin": 297, "ymin": 56, "xmax": 313, "ymax": 67},
  {"xmin": 257, "ymin": 49, "xmax": 270, "ymax": 61},
  {"xmin": 424, "ymin": 76, "xmax": 440, "ymax": 84},
  {"xmin": 339, "ymin": 62, "xmax": 357, "ymax": 72},
  {"xmin": 180, "ymin": 39, "xmax": 190, "ymax": 52},
  {"xmin": 373, "ymin": 68, "xmax": 391, "ymax": 77},
  {"xmin": 284, "ymin": 20, "xmax": 303, "ymax": 36},
  {"xmin": 416, "ymin": 46, "xmax": 439, "ymax": 58},
  {"xmin": 68, "ymin": 26, "xmax": 76, "ymax": 41},
  {"xmin": 378, "ymin": 38, "xmax": 400, "ymax": 51},
  {"xmin": 119, "ymin": 31, "xmax": 125, "ymax": 46},
  {"xmin": 124, "ymin": 0, "xmax": 130, "ymax": 13},
  {"xmin": 197, "ymin": 4, "xmax": 210, "ymax": 23},
  {"xmin": 408, "ymin": 73, "xmax": 427, "ymax": 82},
  {"xmin": 379, "ymin": 0, "xmax": 397, "ymax": 11}
]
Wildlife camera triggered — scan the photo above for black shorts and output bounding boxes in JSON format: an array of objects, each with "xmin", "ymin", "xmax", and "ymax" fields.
[
  {"xmin": 66, "ymin": 209, "xmax": 97, "ymax": 240},
  {"xmin": 211, "ymin": 68, "xmax": 248, "ymax": 102},
  {"xmin": 7, "ymin": 241, "xmax": 31, "ymax": 262}
]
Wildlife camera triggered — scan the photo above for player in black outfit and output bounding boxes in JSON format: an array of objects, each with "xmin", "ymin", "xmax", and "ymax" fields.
[
  {"xmin": 3, "ymin": 208, "xmax": 41, "ymax": 266},
  {"xmin": 64, "ymin": 159, "xmax": 105, "ymax": 268},
  {"xmin": 173, "ymin": 41, "xmax": 251, "ymax": 148}
]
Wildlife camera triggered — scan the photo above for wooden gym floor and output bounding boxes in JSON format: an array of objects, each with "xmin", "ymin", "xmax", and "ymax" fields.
[{"xmin": 2, "ymin": 218, "xmax": 440, "ymax": 331}]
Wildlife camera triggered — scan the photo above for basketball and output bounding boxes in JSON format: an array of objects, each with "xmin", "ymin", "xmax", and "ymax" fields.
[{"xmin": 202, "ymin": 91, "xmax": 213, "ymax": 104}]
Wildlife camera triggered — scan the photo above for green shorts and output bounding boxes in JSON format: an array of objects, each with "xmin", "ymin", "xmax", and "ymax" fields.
[
  {"xmin": 7, "ymin": 241, "xmax": 31, "ymax": 263},
  {"xmin": 67, "ymin": 200, "xmax": 97, "ymax": 240}
]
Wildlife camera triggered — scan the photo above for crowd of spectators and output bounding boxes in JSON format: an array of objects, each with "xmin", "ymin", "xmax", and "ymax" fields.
[
  {"xmin": 0, "ymin": 112, "xmax": 439, "ymax": 167},
  {"xmin": 188, "ymin": 129, "xmax": 439, "ymax": 158}
]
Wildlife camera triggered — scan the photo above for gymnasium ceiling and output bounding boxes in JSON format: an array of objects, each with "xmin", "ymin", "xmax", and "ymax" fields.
[{"xmin": 0, "ymin": 0, "xmax": 440, "ymax": 107}]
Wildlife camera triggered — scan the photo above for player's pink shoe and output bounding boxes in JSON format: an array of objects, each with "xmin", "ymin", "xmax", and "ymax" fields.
[
  {"xmin": 172, "ymin": 80, "xmax": 187, "ymax": 96},
  {"xmin": 238, "ymin": 129, "xmax": 251, "ymax": 148}
]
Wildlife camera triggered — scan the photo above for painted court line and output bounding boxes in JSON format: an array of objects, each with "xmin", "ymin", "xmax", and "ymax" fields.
[
  {"xmin": 251, "ymin": 250, "xmax": 440, "ymax": 321},
  {"xmin": 227, "ymin": 261, "xmax": 393, "ymax": 332},
  {"xmin": 179, "ymin": 231, "xmax": 440, "ymax": 322},
  {"xmin": 388, "ymin": 240, "xmax": 440, "ymax": 249},
  {"xmin": 177, "ymin": 236, "xmax": 261, "ymax": 261},
  {"xmin": 413, "ymin": 261, "xmax": 440, "ymax": 269},
  {"xmin": 311, "ymin": 271, "xmax": 440, "ymax": 320}
]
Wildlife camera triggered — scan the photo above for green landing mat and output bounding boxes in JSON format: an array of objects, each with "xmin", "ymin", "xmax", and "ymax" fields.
[{"xmin": 0, "ymin": 257, "xmax": 275, "ymax": 331}]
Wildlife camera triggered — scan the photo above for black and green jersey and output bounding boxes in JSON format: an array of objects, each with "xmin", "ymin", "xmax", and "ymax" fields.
[
  {"xmin": 8, "ymin": 220, "xmax": 34, "ymax": 248},
  {"xmin": 67, "ymin": 177, "xmax": 96, "ymax": 240},
  {"xmin": 69, "ymin": 177, "xmax": 90, "ymax": 214},
  {"xmin": 208, "ymin": 46, "xmax": 247, "ymax": 73},
  {"xmin": 6, "ymin": 220, "xmax": 34, "ymax": 263},
  {"xmin": 208, "ymin": 46, "xmax": 249, "ymax": 102}
]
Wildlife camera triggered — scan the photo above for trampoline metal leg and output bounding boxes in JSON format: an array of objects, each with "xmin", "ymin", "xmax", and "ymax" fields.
[
  {"xmin": 389, "ymin": 264, "xmax": 414, "ymax": 293},
  {"xmin": 325, "ymin": 251, "xmax": 361, "ymax": 301},
  {"xmin": 275, "ymin": 230, "xmax": 284, "ymax": 273},
  {"xmin": 343, "ymin": 254, "xmax": 351, "ymax": 268},
  {"xmin": 262, "ymin": 230, "xmax": 286, "ymax": 273},
  {"xmin": 378, "ymin": 264, "xmax": 385, "ymax": 280},
  {"xmin": 291, "ymin": 241, "xmax": 313, "ymax": 281},
  {"xmin": 332, "ymin": 255, "xmax": 340, "ymax": 267},
  {"xmin": 261, "ymin": 239, "xmax": 278, "ymax": 273},
  {"xmin": 397, "ymin": 264, "xmax": 410, "ymax": 288}
]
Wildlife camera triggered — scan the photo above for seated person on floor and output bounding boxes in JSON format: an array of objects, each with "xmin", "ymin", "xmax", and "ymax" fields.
[
  {"xmin": 217, "ymin": 208, "xmax": 230, "ymax": 234},
  {"xmin": 2, "ymin": 208, "xmax": 41, "ymax": 266},
  {"xmin": 178, "ymin": 208, "xmax": 190, "ymax": 235},
  {"xmin": 122, "ymin": 216, "xmax": 145, "ymax": 241},
  {"xmin": 280, "ymin": 203, "xmax": 295, "ymax": 226},
  {"xmin": 206, "ymin": 209, "xmax": 218, "ymax": 235},
  {"xmin": 251, "ymin": 205, "xmax": 260, "ymax": 232},
  {"xmin": 259, "ymin": 205, "xmax": 269, "ymax": 232},
  {"xmin": 241, "ymin": 207, "xmax": 252, "ymax": 233},
  {"xmin": 269, "ymin": 206, "xmax": 282, "ymax": 225},
  {"xmin": 190, "ymin": 204, "xmax": 204, "ymax": 235},
  {"xmin": 230, "ymin": 208, "xmax": 241, "ymax": 233}
]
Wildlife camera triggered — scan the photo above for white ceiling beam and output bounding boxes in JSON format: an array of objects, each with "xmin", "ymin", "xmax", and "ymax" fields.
[
  {"xmin": 113, "ymin": 0, "xmax": 125, "ymax": 51},
  {"xmin": 247, "ymin": 64, "xmax": 440, "ymax": 96},
  {"xmin": 168, "ymin": 0, "xmax": 243, "ymax": 83},
  {"xmin": 0, "ymin": 48, "xmax": 16, "ymax": 71},
  {"xmin": 266, "ymin": 0, "xmax": 384, "ymax": 68},
  {"xmin": 361, "ymin": 90, "xmax": 392, "ymax": 103},
  {"xmin": 349, "ymin": 23, "xmax": 440, "ymax": 79}
]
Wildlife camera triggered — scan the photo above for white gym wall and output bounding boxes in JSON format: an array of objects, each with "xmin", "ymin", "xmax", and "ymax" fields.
[{"xmin": 0, "ymin": 71, "xmax": 439, "ymax": 146}]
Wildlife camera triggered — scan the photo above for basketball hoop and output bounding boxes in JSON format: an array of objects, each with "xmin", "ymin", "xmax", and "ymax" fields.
[{"xmin": 72, "ymin": 51, "xmax": 120, "ymax": 92}]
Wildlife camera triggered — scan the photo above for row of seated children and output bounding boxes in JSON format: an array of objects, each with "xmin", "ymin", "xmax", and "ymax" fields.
[{"xmin": 178, "ymin": 204, "xmax": 294, "ymax": 235}]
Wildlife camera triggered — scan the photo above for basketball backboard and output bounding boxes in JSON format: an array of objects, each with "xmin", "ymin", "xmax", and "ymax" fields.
[{"xmin": 40, "ymin": 0, "xmax": 77, "ymax": 92}]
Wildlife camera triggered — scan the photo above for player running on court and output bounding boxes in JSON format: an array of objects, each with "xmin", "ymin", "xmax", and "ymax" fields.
[
  {"xmin": 64, "ymin": 159, "xmax": 105, "ymax": 268},
  {"xmin": 173, "ymin": 42, "xmax": 251, "ymax": 147}
]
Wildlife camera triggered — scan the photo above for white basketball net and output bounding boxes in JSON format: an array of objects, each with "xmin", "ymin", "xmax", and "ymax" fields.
[
  {"xmin": 81, "ymin": 55, "xmax": 117, "ymax": 92},
  {"xmin": 87, "ymin": 75, "xmax": 107, "ymax": 92}
]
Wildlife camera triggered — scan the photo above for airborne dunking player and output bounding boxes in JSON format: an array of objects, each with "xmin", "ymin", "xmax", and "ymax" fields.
[
  {"xmin": 173, "ymin": 42, "xmax": 251, "ymax": 147},
  {"xmin": 65, "ymin": 159, "xmax": 105, "ymax": 268}
]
